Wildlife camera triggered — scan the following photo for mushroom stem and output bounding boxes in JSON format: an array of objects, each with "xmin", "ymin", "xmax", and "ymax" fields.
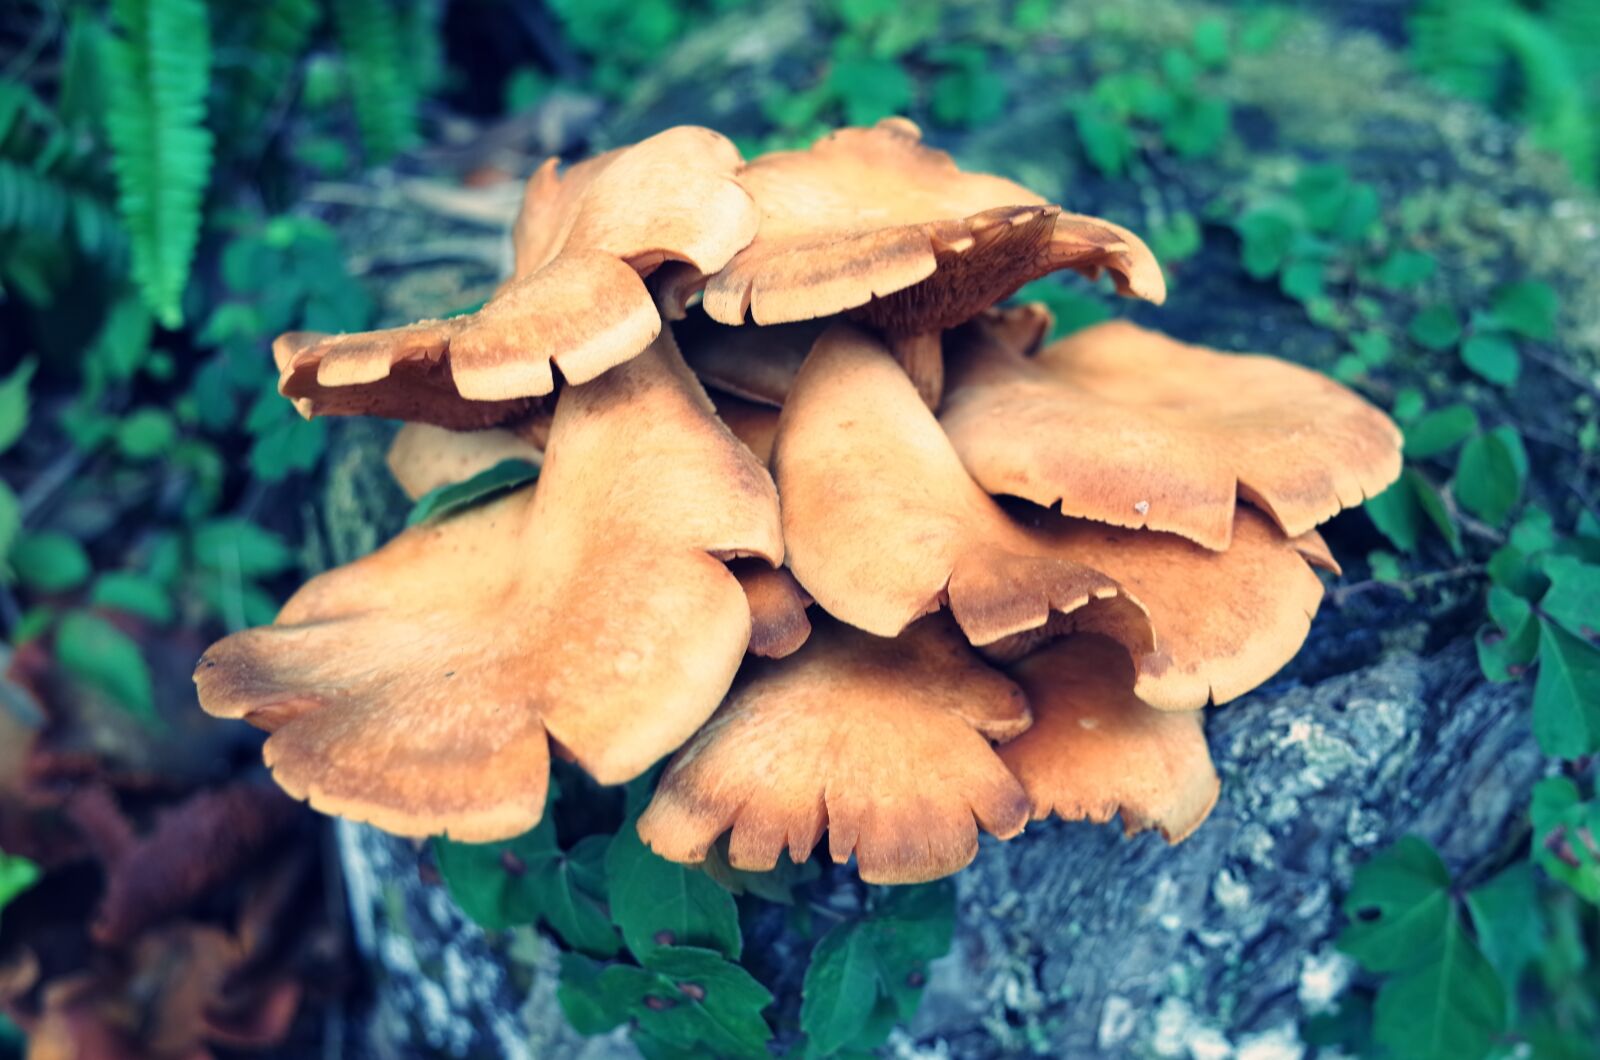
[{"xmin": 889, "ymin": 330, "xmax": 944, "ymax": 409}]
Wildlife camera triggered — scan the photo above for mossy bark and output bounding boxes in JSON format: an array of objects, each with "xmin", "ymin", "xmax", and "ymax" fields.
[{"xmin": 313, "ymin": 2, "xmax": 1597, "ymax": 1055}]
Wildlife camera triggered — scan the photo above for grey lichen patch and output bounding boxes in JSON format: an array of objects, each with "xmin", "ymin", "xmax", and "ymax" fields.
[{"xmin": 936, "ymin": 647, "xmax": 1533, "ymax": 1058}]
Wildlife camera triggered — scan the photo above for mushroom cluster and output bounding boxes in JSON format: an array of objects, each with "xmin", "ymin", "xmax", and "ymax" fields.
[{"xmin": 196, "ymin": 119, "xmax": 1402, "ymax": 884}]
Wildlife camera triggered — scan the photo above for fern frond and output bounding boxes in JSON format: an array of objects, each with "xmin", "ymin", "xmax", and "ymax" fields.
[
  {"xmin": 332, "ymin": 0, "xmax": 417, "ymax": 163},
  {"xmin": 0, "ymin": 83, "xmax": 124, "ymax": 266},
  {"xmin": 213, "ymin": 0, "xmax": 319, "ymax": 154},
  {"xmin": 104, "ymin": 0, "xmax": 215, "ymax": 329},
  {"xmin": 1410, "ymin": 0, "xmax": 1598, "ymax": 186},
  {"xmin": 1544, "ymin": 0, "xmax": 1600, "ymax": 78},
  {"xmin": 1409, "ymin": 0, "xmax": 1512, "ymax": 104}
]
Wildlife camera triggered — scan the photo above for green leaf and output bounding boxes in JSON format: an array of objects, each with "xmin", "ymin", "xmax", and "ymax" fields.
[
  {"xmin": 54, "ymin": 611, "xmax": 156, "ymax": 722},
  {"xmin": 556, "ymin": 952, "xmax": 631, "ymax": 1036},
  {"xmin": 85, "ymin": 296, "xmax": 154, "ymax": 384},
  {"xmin": 1459, "ymin": 333, "xmax": 1520, "ymax": 387},
  {"xmin": 1454, "ymin": 427, "xmax": 1526, "ymax": 527},
  {"xmin": 1236, "ymin": 202, "xmax": 1300, "ymax": 279},
  {"xmin": 1371, "ymin": 916, "xmax": 1505, "ymax": 1060},
  {"xmin": 90, "ymin": 572, "xmax": 173, "ymax": 624},
  {"xmin": 192, "ymin": 518, "xmax": 294, "ymax": 577},
  {"xmin": 1464, "ymin": 861, "xmax": 1544, "ymax": 999},
  {"xmin": 1365, "ymin": 474, "xmax": 1424, "ymax": 553},
  {"xmin": 1192, "ymin": 17, "xmax": 1230, "ymax": 68},
  {"xmin": 1413, "ymin": 474, "xmax": 1460, "ymax": 554},
  {"xmin": 599, "ymin": 946, "xmax": 773, "ymax": 1059},
  {"xmin": 1293, "ymin": 164, "xmax": 1353, "ymax": 232},
  {"xmin": 0, "ymin": 357, "xmax": 35, "ymax": 456},
  {"xmin": 826, "ymin": 55, "xmax": 913, "ymax": 127},
  {"xmin": 12, "ymin": 532, "xmax": 91, "ymax": 593},
  {"xmin": 1373, "ymin": 249, "xmax": 1437, "ymax": 290},
  {"xmin": 1334, "ymin": 183, "xmax": 1380, "ymax": 244},
  {"xmin": 1490, "ymin": 280, "xmax": 1558, "ymax": 340},
  {"xmin": 607, "ymin": 817, "xmax": 741, "ymax": 962},
  {"xmin": 1403, "ymin": 404, "xmax": 1479, "ymax": 459},
  {"xmin": 1073, "ymin": 99, "xmax": 1134, "ymax": 177},
  {"xmin": 0, "ymin": 484, "xmax": 18, "ymax": 574},
  {"xmin": 801, "ymin": 921, "xmax": 882, "ymax": 1055},
  {"xmin": 248, "ymin": 414, "xmax": 328, "ymax": 481},
  {"xmin": 105, "ymin": 0, "xmax": 215, "ymax": 327},
  {"xmin": 114, "ymin": 407, "xmax": 177, "ymax": 460},
  {"xmin": 407, "ymin": 459, "xmax": 541, "ymax": 527},
  {"xmin": 436, "ymin": 819, "xmax": 620, "ymax": 957},
  {"xmin": 1476, "ymin": 585, "xmax": 1539, "ymax": 681},
  {"xmin": 1532, "ymin": 619, "xmax": 1600, "ymax": 758},
  {"xmin": 1161, "ymin": 96, "xmax": 1230, "ymax": 159},
  {"xmin": 1010, "ymin": 280, "xmax": 1111, "ymax": 339},
  {"xmin": 1337, "ymin": 835, "xmax": 1452, "ymax": 973},
  {"xmin": 332, "ymin": 0, "xmax": 419, "ymax": 162},
  {"xmin": 1530, "ymin": 777, "xmax": 1600, "ymax": 903},
  {"xmin": 1407, "ymin": 305, "xmax": 1463, "ymax": 351},
  {"xmin": 0, "ymin": 850, "xmax": 40, "ymax": 929},
  {"xmin": 1540, "ymin": 555, "xmax": 1600, "ymax": 639}
]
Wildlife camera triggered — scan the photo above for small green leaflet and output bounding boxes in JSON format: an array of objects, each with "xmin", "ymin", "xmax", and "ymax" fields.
[
  {"xmin": 0, "ymin": 357, "xmax": 35, "ymax": 456},
  {"xmin": 1530, "ymin": 778, "xmax": 1600, "ymax": 904},
  {"xmin": 1403, "ymin": 404, "xmax": 1479, "ymax": 460},
  {"xmin": 1539, "ymin": 555, "xmax": 1600, "ymax": 639},
  {"xmin": 1531, "ymin": 619, "xmax": 1600, "ymax": 758},
  {"xmin": 0, "ymin": 484, "xmax": 18, "ymax": 574},
  {"xmin": 1408, "ymin": 304, "xmax": 1462, "ymax": 351},
  {"xmin": 1459, "ymin": 333, "xmax": 1520, "ymax": 387},
  {"xmin": 1474, "ymin": 586, "xmax": 1538, "ymax": 683},
  {"xmin": 826, "ymin": 54, "xmax": 913, "ymax": 127},
  {"xmin": 1337, "ymin": 836, "xmax": 1452, "ymax": 972},
  {"xmin": 114, "ymin": 406, "xmax": 177, "ymax": 459},
  {"xmin": 1338, "ymin": 836, "xmax": 1507, "ymax": 1060},
  {"xmin": 1489, "ymin": 280, "xmax": 1559, "ymax": 341},
  {"xmin": 606, "ymin": 816, "xmax": 741, "ymax": 962},
  {"xmin": 435, "ymin": 814, "xmax": 619, "ymax": 958},
  {"xmin": 802, "ymin": 920, "xmax": 883, "ymax": 1055},
  {"xmin": 192, "ymin": 518, "xmax": 294, "ymax": 577},
  {"xmin": 90, "ymin": 572, "xmax": 174, "ymax": 625},
  {"xmin": 1365, "ymin": 469, "xmax": 1459, "ymax": 555},
  {"xmin": 1373, "ymin": 248, "xmax": 1436, "ymax": 290},
  {"xmin": 1464, "ymin": 861, "xmax": 1545, "ymax": 1005},
  {"xmin": 559, "ymin": 946, "xmax": 773, "ymax": 1059},
  {"xmin": 12, "ymin": 532, "xmax": 92, "ymax": 593},
  {"xmin": 0, "ymin": 850, "xmax": 40, "ymax": 929},
  {"xmin": 407, "ymin": 459, "xmax": 541, "ymax": 527},
  {"xmin": 1454, "ymin": 427, "xmax": 1526, "ymax": 527},
  {"xmin": 54, "ymin": 611, "xmax": 157, "ymax": 723},
  {"xmin": 1372, "ymin": 916, "xmax": 1506, "ymax": 1060},
  {"xmin": 800, "ymin": 882, "xmax": 955, "ymax": 1055}
]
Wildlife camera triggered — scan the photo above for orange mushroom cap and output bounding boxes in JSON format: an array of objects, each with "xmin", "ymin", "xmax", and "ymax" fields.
[
  {"xmin": 194, "ymin": 328, "xmax": 783, "ymax": 841},
  {"xmin": 276, "ymin": 127, "xmax": 759, "ymax": 425},
  {"xmin": 940, "ymin": 316, "xmax": 1404, "ymax": 550},
  {"xmin": 637, "ymin": 613, "xmax": 1031, "ymax": 884},
  {"xmin": 702, "ymin": 118, "xmax": 1164, "ymax": 335},
  {"xmin": 773, "ymin": 322, "xmax": 1154, "ymax": 658},
  {"xmin": 386, "ymin": 420, "xmax": 545, "ymax": 501},
  {"xmin": 728, "ymin": 561, "xmax": 813, "ymax": 659},
  {"xmin": 998, "ymin": 636, "xmax": 1220, "ymax": 842},
  {"xmin": 1024, "ymin": 509, "xmax": 1336, "ymax": 710}
]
